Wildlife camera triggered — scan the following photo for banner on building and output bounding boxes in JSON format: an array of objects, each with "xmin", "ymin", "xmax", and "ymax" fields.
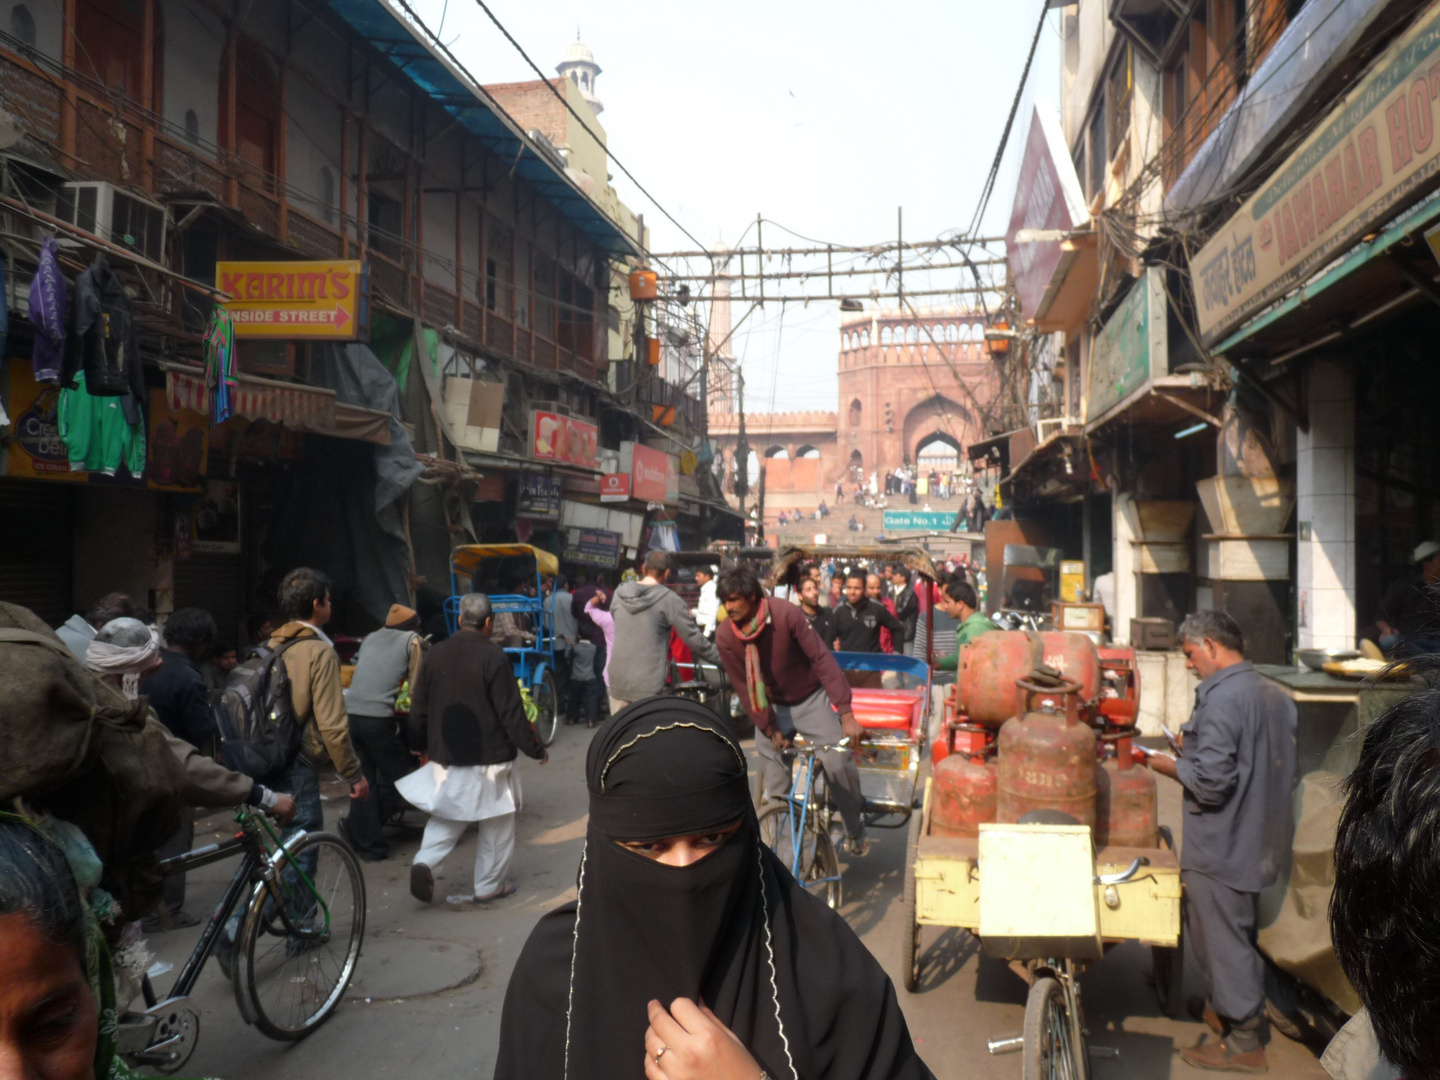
[
  {"xmin": 1193, "ymin": 6, "xmax": 1440, "ymax": 344},
  {"xmin": 217, "ymin": 260, "xmax": 370, "ymax": 340},
  {"xmin": 623, "ymin": 441, "xmax": 678, "ymax": 505},
  {"xmin": 531, "ymin": 411, "xmax": 599, "ymax": 470},
  {"xmin": 4, "ymin": 363, "xmax": 83, "ymax": 481},
  {"xmin": 563, "ymin": 527, "xmax": 622, "ymax": 568},
  {"xmin": 882, "ymin": 510, "xmax": 955, "ymax": 531},
  {"xmin": 1006, "ymin": 106, "xmax": 1089, "ymax": 321},
  {"xmin": 517, "ymin": 474, "xmax": 563, "ymax": 520},
  {"xmin": 1086, "ymin": 268, "xmax": 1168, "ymax": 423},
  {"xmin": 599, "ymin": 472, "xmax": 631, "ymax": 502}
]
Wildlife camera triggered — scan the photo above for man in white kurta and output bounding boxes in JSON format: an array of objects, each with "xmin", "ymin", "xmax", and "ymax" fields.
[{"xmin": 399, "ymin": 593, "xmax": 548, "ymax": 904}]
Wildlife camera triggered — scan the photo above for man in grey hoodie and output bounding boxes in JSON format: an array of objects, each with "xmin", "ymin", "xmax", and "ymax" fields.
[{"xmin": 607, "ymin": 550, "xmax": 722, "ymax": 713}]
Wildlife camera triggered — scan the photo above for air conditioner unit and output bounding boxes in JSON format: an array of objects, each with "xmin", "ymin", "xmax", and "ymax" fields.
[
  {"xmin": 1034, "ymin": 417, "xmax": 1079, "ymax": 443},
  {"xmin": 55, "ymin": 182, "xmax": 167, "ymax": 264}
]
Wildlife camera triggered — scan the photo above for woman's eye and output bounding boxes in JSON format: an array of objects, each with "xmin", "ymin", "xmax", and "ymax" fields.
[
  {"xmin": 698, "ymin": 833, "xmax": 727, "ymax": 847},
  {"xmin": 29, "ymin": 1008, "xmax": 78, "ymax": 1046}
]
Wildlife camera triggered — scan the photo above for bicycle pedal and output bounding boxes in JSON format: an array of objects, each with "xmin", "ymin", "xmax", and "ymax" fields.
[{"xmin": 1087, "ymin": 1046, "xmax": 1120, "ymax": 1059}]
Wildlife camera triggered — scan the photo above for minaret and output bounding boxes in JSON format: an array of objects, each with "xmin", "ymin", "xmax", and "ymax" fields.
[
  {"xmin": 707, "ymin": 249, "xmax": 736, "ymax": 414},
  {"xmin": 556, "ymin": 34, "xmax": 603, "ymax": 116}
]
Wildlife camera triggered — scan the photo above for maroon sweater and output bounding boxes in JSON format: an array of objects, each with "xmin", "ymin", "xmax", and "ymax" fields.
[{"xmin": 716, "ymin": 598, "xmax": 854, "ymax": 735}]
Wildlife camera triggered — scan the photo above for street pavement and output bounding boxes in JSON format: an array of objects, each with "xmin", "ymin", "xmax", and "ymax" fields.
[{"xmin": 146, "ymin": 723, "xmax": 1331, "ymax": 1080}]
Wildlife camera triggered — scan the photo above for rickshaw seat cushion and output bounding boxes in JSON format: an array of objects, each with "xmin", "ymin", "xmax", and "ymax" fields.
[{"xmin": 849, "ymin": 688, "xmax": 924, "ymax": 732}]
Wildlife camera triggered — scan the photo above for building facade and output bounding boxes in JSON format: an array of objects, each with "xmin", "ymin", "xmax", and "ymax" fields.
[{"xmin": 0, "ymin": 6, "xmax": 725, "ymax": 643}]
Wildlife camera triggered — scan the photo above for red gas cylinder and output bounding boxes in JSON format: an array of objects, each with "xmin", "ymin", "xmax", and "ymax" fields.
[
  {"xmin": 996, "ymin": 678, "xmax": 1098, "ymax": 828},
  {"xmin": 931, "ymin": 725, "xmax": 997, "ymax": 837},
  {"xmin": 955, "ymin": 631, "xmax": 1040, "ymax": 725},
  {"xmin": 1034, "ymin": 632, "xmax": 1101, "ymax": 702},
  {"xmin": 1094, "ymin": 737, "xmax": 1158, "ymax": 848}
]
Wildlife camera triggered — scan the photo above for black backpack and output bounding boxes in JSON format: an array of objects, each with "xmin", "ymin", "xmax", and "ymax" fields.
[{"xmin": 214, "ymin": 639, "xmax": 303, "ymax": 781}]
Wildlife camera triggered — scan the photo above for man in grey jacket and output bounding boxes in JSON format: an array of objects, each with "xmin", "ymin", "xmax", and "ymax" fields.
[
  {"xmin": 607, "ymin": 550, "xmax": 721, "ymax": 713},
  {"xmin": 1140, "ymin": 609, "xmax": 1296, "ymax": 1073}
]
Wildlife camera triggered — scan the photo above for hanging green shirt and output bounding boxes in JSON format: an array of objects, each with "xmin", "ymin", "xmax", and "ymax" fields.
[
  {"xmin": 933, "ymin": 610, "xmax": 1000, "ymax": 671},
  {"xmin": 58, "ymin": 371, "xmax": 147, "ymax": 477}
]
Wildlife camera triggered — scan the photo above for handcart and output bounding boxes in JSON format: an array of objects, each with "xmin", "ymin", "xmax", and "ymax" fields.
[
  {"xmin": 901, "ymin": 674, "xmax": 1182, "ymax": 1079},
  {"xmin": 444, "ymin": 543, "xmax": 560, "ymax": 745}
]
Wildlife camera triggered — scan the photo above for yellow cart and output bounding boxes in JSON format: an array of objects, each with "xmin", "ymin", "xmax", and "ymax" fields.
[{"xmin": 902, "ymin": 779, "xmax": 1182, "ymax": 1079}]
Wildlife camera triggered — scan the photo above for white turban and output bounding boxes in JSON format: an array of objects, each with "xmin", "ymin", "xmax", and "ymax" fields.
[{"xmin": 86, "ymin": 617, "xmax": 161, "ymax": 698}]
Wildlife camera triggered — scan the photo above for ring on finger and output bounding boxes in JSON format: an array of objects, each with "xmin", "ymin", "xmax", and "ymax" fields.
[{"xmin": 654, "ymin": 1046, "xmax": 670, "ymax": 1065}]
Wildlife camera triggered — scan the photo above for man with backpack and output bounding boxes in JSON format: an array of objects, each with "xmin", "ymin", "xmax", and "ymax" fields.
[{"xmin": 265, "ymin": 568, "xmax": 368, "ymax": 836}]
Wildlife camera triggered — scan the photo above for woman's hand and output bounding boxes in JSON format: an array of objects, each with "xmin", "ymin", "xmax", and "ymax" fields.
[{"xmin": 644, "ymin": 998, "xmax": 761, "ymax": 1080}]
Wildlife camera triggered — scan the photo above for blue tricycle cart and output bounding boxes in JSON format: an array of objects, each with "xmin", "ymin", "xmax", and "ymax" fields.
[{"xmin": 445, "ymin": 543, "xmax": 560, "ymax": 746}]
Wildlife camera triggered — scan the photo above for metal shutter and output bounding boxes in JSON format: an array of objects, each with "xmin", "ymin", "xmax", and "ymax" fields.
[
  {"xmin": 0, "ymin": 479, "xmax": 74, "ymax": 626},
  {"xmin": 172, "ymin": 552, "xmax": 243, "ymax": 646}
]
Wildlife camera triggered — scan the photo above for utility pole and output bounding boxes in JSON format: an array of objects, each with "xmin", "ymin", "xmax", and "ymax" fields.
[
  {"xmin": 734, "ymin": 367, "xmax": 749, "ymax": 520},
  {"xmin": 897, "ymin": 206, "xmax": 903, "ymax": 310}
]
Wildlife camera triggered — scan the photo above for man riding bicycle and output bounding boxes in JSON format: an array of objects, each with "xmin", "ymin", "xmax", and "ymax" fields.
[{"xmin": 714, "ymin": 564, "xmax": 872, "ymax": 857}]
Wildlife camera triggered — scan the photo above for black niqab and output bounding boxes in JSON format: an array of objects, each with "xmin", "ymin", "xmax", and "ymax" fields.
[{"xmin": 495, "ymin": 697, "xmax": 933, "ymax": 1080}]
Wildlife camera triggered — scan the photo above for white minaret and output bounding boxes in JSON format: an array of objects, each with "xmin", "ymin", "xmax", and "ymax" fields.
[{"xmin": 556, "ymin": 34, "xmax": 603, "ymax": 116}]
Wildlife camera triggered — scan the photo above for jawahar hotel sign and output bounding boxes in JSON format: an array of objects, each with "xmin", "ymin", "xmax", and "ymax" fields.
[{"xmin": 1193, "ymin": 4, "xmax": 1440, "ymax": 345}]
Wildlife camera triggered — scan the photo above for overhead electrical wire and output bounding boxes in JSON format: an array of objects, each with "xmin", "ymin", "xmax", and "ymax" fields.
[
  {"xmin": 964, "ymin": 0, "xmax": 1052, "ymax": 241},
  {"xmin": 466, "ymin": 0, "xmax": 709, "ymax": 255}
]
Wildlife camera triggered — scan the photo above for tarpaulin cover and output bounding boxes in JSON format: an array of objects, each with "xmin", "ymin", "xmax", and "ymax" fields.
[
  {"xmin": 1256, "ymin": 770, "xmax": 1361, "ymax": 1015},
  {"xmin": 264, "ymin": 342, "xmax": 424, "ymax": 627}
]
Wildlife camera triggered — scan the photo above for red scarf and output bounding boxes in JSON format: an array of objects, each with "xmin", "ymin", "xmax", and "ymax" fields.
[{"xmin": 731, "ymin": 596, "xmax": 772, "ymax": 714}]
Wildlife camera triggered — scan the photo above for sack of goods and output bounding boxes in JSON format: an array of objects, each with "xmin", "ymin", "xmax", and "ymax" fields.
[{"xmin": 0, "ymin": 601, "xmax": 189, "ymax": 917}]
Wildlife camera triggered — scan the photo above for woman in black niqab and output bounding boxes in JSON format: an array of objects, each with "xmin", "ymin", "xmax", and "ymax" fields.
[{"xmin": 495, "ymin": 697, "xmax": 933, "ymax": 1080}]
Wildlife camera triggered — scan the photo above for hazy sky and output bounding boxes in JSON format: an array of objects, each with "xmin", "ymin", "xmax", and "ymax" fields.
[{"xmin": 405, "ymin": 0, "xmax": 1061, "ymax": 413}]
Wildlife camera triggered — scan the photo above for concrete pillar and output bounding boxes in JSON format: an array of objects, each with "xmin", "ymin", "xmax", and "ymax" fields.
[
  {"xmin": 1295, "ymin": 359, "xmax": 1355, "ymax": 651},
  {"xmin": 1112, "ymin": 491, "xmax": 1138, "ymax": 644}
]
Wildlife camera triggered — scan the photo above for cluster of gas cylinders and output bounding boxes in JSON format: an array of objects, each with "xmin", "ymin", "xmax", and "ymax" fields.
[{"xmin": 930, "ymin": 630, "xmax": 1158, "ymax": 849}]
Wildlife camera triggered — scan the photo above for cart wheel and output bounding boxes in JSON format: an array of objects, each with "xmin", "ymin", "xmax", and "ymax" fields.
[
  {"xmin": 532, "ymin": 669, "xmax": 559, "ymax": 746},
  {"xmin": 1023, "ymin": 977, "xmax": 1083, "ymax": 1080},
  {"xmin": 900, "ymin": 808, "xmax": 923, "ymax": 993}
]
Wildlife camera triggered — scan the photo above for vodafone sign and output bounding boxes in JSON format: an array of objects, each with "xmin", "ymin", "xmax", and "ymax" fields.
[
  {"xmin": 599, "ymin": 472, "xmax": 631, "ymax": 502},
  {"xmin": 622, "ymin": 441, "xmax": 678, "ymax": 505}
]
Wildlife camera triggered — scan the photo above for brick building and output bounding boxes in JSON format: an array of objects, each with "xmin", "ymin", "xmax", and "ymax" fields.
[{"xmin": 708, "ymin": 306, "xmax": 999, "ymax": 514}]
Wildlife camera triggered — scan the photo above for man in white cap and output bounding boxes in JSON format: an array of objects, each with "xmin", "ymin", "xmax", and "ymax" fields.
[{"xmin": 1377, "ymin": 541, "xmax": 1440, "ymax": 657}]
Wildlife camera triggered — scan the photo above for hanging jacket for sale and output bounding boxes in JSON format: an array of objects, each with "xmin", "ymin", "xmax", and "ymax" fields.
[
  {"xmin": 29, "ymin": 236, "xmax": 66, "ymax": 383},
  {"xmin": 57, "ymin": 370, "xmax": 146, "ymax": 478},
  {"xmin": 62, "ymin": 256, "xmax": 143, "ymax": 417}
]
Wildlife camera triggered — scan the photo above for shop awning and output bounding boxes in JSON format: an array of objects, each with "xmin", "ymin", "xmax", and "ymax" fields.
[
  {"xmin": 165, "ymin": 368, "xmax": 393, "ymax": 445},
  {"xmin": 322, "ymin": 0, "xmax": 642, "ymax": 259},
  {"xmin": 1213, "ymin": 190, "xmax": 1440, "ymax": 362},
  {"xmin": 1033, "ymin": 232, "xmax": 1098, "ymax": 334},
  {"xmin": 1085, "ymin": 374, "xmax": 1223, "ymax": 435}
]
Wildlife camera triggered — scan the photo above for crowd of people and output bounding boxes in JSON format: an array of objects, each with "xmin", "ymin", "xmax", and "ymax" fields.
[{"xmin": 13, "ymin": 542, "xmax": 1440, "ymax": 1080}]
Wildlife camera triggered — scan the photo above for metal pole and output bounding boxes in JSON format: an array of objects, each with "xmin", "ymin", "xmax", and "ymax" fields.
[{"xmin": 897, "ymin": 206, "xmax": 903, "ymax": 311}]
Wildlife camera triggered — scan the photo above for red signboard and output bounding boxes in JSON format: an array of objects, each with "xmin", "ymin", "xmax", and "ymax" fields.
[
  {"xmin": 1005, "ymin": 106, "xmax": 1088, "ymax": 321},
  {"xmin": 628, "ymin": 442, "xmax": 674, "ymax": 504},
  {"xmin": 531, "ymin": 411, "xmax": 598, "ymax": 469},
  {"xmin": 600, "ymin": 472, "xmax": 631, "ymax": 502}
]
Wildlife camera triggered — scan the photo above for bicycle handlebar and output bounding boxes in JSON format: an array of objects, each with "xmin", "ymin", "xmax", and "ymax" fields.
[{"xmin": 789, "ymin": 735, "xmax": 855, "ymax": 754}]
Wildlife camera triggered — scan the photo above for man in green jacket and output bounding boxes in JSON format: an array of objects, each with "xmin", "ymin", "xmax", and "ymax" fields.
[{"xmin": 933, "ymin": 579, "xmax": 998, "ymax": 672}]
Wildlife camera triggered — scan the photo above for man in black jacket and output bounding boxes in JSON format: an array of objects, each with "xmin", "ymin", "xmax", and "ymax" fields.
[
  {"xmin": 140, "ymin": 606, "xmax": 219, "ymax": 929},
  {"xmin": 832, "ymin": 569, "xmax": 905, "ymax": 653},
  {"xmin": 402, "ymin": 593, "xmax": 547, "ymax": 905}
]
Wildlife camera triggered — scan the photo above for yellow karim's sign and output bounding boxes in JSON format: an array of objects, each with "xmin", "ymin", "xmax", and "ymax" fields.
[{"xmin": 217, "ymin": 260, "xmax": 369, "ymax": 340}]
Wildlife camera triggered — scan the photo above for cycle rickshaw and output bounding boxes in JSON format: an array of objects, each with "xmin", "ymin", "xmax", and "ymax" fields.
[{"xmin": 444, "ymin": 543, "xmax": 560, "ymax": 745}]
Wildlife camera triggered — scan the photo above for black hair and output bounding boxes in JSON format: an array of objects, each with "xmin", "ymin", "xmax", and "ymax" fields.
[
  {"xmin": 944, "ymin": 579, "xmax": 978, "ymax": 609},
  {"xmin": 86, "ymin": 592, "xmax": 135, "ymax": 628},
  {"xmin": 844, "ymin": 567, "xmax": 867, "ymax": 585},
  {"xmin": 1332, "ymin": 656, "xmax": 1440, "ymax": 1079},
  {"xmin": 163, "ymin": 607, "xmax": 216, "ymax": 653},
  {"xmin": 643, "ymin": 550, "xmax": 671, "ymax": 576},
  {"xmin": 246, "ymin": 613, "xmax": 273, "ymax": 642},
  {"xmin": 277, "ymin": 567, "xmax": 332, "ymax": 621},
  {"xmin": 717, "ymin": 564, "xmax": 763, "ymax": 603},
  {"xmin": 214, "ymin": 642, "xmax": 236, "ymax": 657},
  {"xmin": 0, "ymin": 820, "xmax": 87, "ymax": 958}
]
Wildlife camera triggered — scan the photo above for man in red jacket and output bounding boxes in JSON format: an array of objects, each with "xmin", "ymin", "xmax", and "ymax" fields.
[{"xmin": 715, "ymin": 564, "xmax": 870, "ymax": 856}]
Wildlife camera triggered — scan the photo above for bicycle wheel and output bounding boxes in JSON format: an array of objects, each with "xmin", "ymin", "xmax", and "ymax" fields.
[
  {"xmin": 236, "ymin": 831, "xmax": 366, "ymax": 1040},
  {"xmin": 1023, "ymin": 976, "xmax": 1083, "ymax": 1080},
  {"xmin": 532, "ymin": 668, "xmax": 559, "ymax": 746},
  {"xmin": 757, "ymin": 803, "xmax": 842, "ymax": 909},
  {"xmin": 900, "ymin": 808, "xmax": 923, "ymax": 992}
]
